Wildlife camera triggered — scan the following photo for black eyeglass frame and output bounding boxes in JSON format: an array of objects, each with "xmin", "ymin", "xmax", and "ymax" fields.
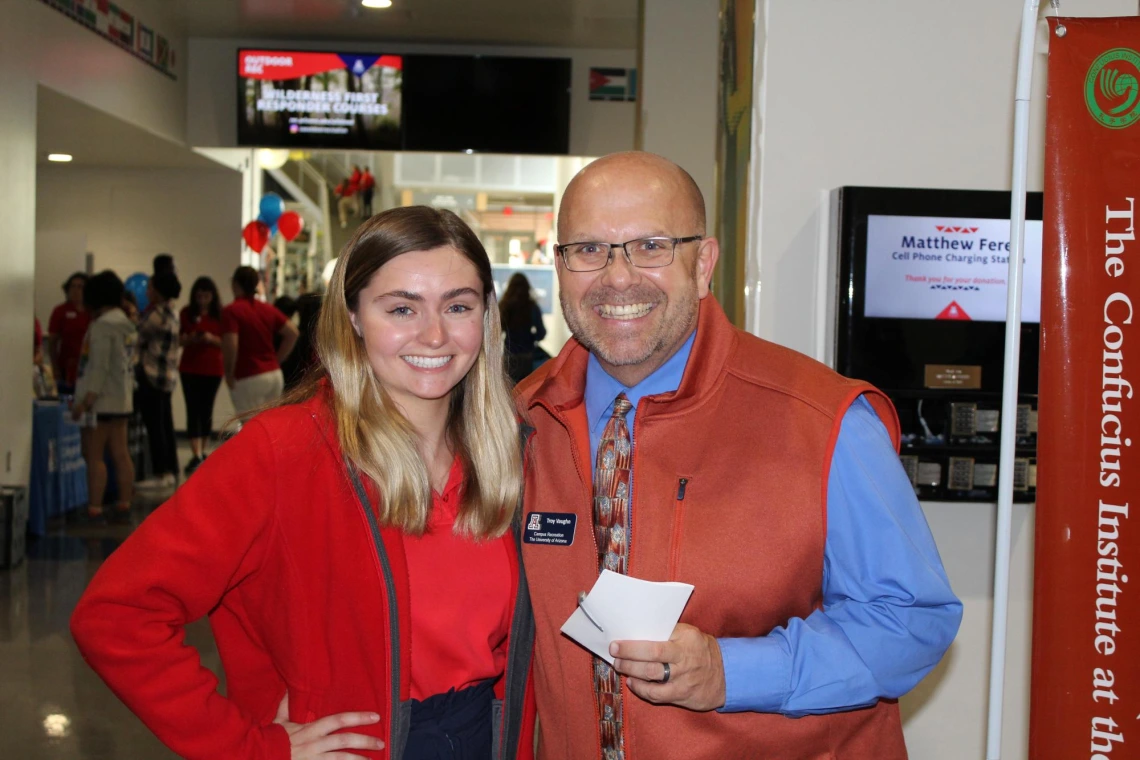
[{"xmin": 554, "ymin": 235, "xmax": 704, "ymax": 272}]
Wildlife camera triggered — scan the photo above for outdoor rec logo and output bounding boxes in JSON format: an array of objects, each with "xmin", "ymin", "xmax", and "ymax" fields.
[{"xmin": 1085, "ymin": 47, "xmax": 1140, "ymax": 128}]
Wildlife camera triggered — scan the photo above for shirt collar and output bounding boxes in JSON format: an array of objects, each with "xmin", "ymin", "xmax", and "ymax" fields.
[{"xmin": 585, "ymin": 329, "xmax": 697, "ymax": 436}]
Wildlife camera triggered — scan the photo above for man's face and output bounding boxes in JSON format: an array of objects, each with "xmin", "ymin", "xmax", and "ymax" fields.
[
  {"xmin": 556, "ymin": 167, "xmax": 717, "ymax": 383},
  {"xmin": 67, "ymin": 278, "xmax": 84, "ymax": 306}
]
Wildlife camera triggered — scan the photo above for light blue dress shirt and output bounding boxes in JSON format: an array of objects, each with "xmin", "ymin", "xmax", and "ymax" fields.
[{"xmin": 584, "ymin": 330, "xmax": 962, "ymax": 716}]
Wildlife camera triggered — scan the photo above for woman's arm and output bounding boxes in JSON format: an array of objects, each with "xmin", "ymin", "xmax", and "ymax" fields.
[{"xmin": 70, "ymin": 422, "xmax": 292, "ymax": 758}]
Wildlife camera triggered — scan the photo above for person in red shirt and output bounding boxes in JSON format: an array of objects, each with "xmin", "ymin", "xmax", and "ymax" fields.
[
  {"xmin": 48, "ymin": 271, "xmax": 91, "ymax": 396},
  {"xmin": 360, "ymin": 167, "xmax": 377, "ymax": 218},
  {"xmin": 71, "ymin": 206, "xmax": 536, "ymax": 759},
  {"xmin": 336, "ymin": 176, "xmax": 360, "ymax": 229},
  {"xmin": 179, "ymin": 277, "xmax": 225, "ymax": 475},
  {"xmin": 221, "ymin": 266, "xmax": 298, "ymax": 415}
]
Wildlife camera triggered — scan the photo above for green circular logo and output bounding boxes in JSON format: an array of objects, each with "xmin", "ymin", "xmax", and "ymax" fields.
[{"xmin": 1086, "ymin": 48, "xmax": 1140, "ymax": 129}]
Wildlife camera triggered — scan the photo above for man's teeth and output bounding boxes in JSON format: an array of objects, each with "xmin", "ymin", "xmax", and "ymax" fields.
[
  {"xmin": 403, "ymin": 355, "xmax": 453, "ymax": 369},
  {"xmin": 597, "ymin": 303, "xmax": 653, "ymax": 319}
]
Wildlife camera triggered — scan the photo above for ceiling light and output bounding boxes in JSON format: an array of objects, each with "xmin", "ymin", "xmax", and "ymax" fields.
[
  {"xmin": 47, "ymin": 153, "xmax": 72, "ymax": 162},
  {"xmin": 361, "ymin": 0, "xmax": 393, "ymax": 8}
]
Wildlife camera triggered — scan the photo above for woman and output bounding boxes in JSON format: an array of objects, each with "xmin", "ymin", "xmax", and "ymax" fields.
[
  {"xmin": 179, "ymin": 277, "xmax": 224, "ymax": 476},
  {"xmin": 48, "ymin": 271, "xmax": 90, "ymax": 396},
  {"xmin": 136, "ymin": 271, "xmax": 183, "ymax": 487},
  {"xmin": 498, "ymin": 274, "xmax": 546, "ymax": 384},
  {"xmin": 71, "ymin": 271, "xmax": 137, "ymax": 521},
  {"xmin": 71, "ymin": 207, "xmax": 536, "ymax": 759}
]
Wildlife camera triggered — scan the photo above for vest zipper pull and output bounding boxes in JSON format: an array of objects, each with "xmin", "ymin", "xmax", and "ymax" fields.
[{"xmin": 677, "ymin": 478, "xmax": 688, "ymax": 500}]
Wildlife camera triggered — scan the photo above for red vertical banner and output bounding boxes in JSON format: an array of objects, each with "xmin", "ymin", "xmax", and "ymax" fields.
[{"xmin": 1033, "ymin": 17, "xmax": 1140, "ymax": 759}]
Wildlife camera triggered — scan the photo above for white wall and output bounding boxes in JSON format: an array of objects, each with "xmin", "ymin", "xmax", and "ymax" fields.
[
  {"xmin": 0, "ymin": 0, "xmax": 187, "ymax": 486},
  {"xmin": 36, "ymin": 165, "xmax": 243, "ymax": 431},
  {"xmin": 187, "ymin": 38, "xmax": 636, "ymax": 159},
  {"xmin": 639, "ymin": 0, "xmax": 720, "ymax": 229},
  {"xmin": 749, "ymin": 2, "xmax": 1136, "ymax": 758}
]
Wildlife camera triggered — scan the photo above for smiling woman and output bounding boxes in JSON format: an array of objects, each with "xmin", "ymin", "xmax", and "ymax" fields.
[{"xmin": 70, "ymin": 205, "xmax": 535, "ymax": 760}]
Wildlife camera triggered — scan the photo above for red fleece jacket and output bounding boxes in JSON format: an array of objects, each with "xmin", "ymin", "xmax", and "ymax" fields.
[{"xmin": 71, "ymin": 393, "xmax": 536, "ymax": 759}]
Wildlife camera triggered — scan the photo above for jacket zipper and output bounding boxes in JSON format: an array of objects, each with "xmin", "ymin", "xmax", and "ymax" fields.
[
  {"xmin": 668, "ymin": 478, "xmax": 689, "ymax": 580},
  {"xmin": 347, "ymin": 468, "xmax": 402, "ymax": 758}
]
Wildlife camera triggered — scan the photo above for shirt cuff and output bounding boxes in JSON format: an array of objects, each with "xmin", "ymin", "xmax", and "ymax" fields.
[{"xmin": 716, "ymin": 635, "xmax": 793, "ymax": 714}]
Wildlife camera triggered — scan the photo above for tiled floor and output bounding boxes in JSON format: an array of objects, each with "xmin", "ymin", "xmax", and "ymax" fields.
[{"xmin": 0, "ymin": 448, "xmax": 222, "ymax": 759}]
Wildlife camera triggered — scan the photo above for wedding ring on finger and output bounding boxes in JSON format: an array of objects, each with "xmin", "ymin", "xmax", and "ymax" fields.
[{"xmin": 660, "ymin": 662, "xmax": 671, "ymax": 684}]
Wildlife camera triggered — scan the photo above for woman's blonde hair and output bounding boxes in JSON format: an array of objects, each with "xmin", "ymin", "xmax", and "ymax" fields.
[{"xmin": 282, "ymin": 206, "xmax": 520, "ymax": 538}]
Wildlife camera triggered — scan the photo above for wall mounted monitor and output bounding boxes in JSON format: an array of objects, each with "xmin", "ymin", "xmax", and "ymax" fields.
[
  {"xmin": 238, "ymin": 49, "xmax": 403, "ymax": 150},
  {"xmin": 834, "ymin": 186, "xmax": 1043, "ymax": 394},
  {"xmin": 401, "ymin": 55, "xmax": 571, "ymax": 155}
]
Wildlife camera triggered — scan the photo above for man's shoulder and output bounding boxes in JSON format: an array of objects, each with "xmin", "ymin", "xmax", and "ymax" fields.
[
  {"xmin": 718, "ymin": 328, "xmax": 871, "ymax": 412},
  {"xmin": 514, "ymin": 360, "xmax": 557, "ymax": 405}
]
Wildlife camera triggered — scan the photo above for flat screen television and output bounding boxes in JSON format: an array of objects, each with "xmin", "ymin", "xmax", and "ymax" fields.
[
  {"xmin": 834, "ymin": 187, "xmax": 1043, "ymax": 394},
  {"xmin": 238, "ymin": 49, "xmax": 403, "ymax": 150},
  {"xmin": 401, "ymin": 55, "xmax": 571, "ymax": 155}
]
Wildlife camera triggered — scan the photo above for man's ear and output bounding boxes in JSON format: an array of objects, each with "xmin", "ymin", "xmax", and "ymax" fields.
[{"xmin": 695, "ymin": 237, "xmax": 720, "ymax": 300}]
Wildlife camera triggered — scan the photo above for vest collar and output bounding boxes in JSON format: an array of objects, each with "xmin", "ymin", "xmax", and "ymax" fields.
[{"xmin": 527, "ymin": 296, "xmax": 738, "ymax": 419}]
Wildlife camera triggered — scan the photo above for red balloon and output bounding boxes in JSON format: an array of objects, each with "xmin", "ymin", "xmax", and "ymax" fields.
[
  {"xmin": 242, "ymin": 221, "xmax": 270, "ymax": 253},
  {"xmin": 278, "ymin": 211, "xmax": 304, "ymax": 242}
]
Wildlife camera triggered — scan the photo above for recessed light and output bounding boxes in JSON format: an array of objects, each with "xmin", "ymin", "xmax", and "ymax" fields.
[
  {"xmin": 361, "ymin": 0, "xmax": 393, "ymax": 8},
  {"xmin": 47, "ymin": 153, "xmax": 73, "ymax": 162}
]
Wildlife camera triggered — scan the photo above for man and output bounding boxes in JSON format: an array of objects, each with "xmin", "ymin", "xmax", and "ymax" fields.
[
  {"xmin": 335, "ymin": 179, "xmax": 359, "ymax": 229},
  {"xmin": 153, "ymin": 253, "xmax": 176, "ymax": 277},
  {"xmin": 359, "ymin": 167, "xmax": 376, "ymax": 218},
  {"xmin": 221, "ymin": 266, "xmax": 298, "ymax": 414},
  {"xmin": 47, "ymin": 272, "xmax": 90, "ymax": 397},
  {"xmin": 516, "ymin": 152, "xmax": 962, "ymax": 759}
]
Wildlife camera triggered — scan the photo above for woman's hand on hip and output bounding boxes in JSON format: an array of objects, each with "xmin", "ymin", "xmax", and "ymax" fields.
[{"xmin": 274, "ymin": 691, "xmax": 385, "ymax": 759}]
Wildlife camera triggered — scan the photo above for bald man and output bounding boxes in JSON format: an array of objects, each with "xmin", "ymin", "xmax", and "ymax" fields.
[{"xmin": 515, "ymin": 152, "xmax": 961, "ymax": 759}]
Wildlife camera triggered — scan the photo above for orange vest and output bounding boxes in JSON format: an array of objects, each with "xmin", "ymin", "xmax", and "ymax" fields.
[{"xmin": 516, "ymin": 298, "xmax": 909, "ymax": 759}]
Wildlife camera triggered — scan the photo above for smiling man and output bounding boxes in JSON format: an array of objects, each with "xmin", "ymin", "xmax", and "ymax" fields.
[{"xmin": 515, "ymin": 152, "xmax": 962, "ymax": 759}]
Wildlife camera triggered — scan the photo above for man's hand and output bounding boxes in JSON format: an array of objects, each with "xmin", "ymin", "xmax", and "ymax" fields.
[{"xmin": 610, "ymin": 623, "xmax": 726, "ymax": 711}]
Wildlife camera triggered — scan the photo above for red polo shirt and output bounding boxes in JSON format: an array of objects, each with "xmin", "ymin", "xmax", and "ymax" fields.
[
  {"xmin": 48, "ymin": 302, "xmax": 90, "ymax": 387},
  {"xmin": 221, "ymin": 297, "xmax": 287, "ymax": 380},
  {"xmin": 402, "ymin": 458, "xmax": 512, "ymax": 700}
]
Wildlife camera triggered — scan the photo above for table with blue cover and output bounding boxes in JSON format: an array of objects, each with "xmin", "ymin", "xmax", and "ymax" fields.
[{"xmin": 29, "ymin": 401, "xmax": 87, "ymax": 536}]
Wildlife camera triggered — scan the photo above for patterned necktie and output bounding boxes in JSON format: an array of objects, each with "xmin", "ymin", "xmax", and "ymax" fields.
[{"xmin": 593, "ymin": 393, "xmax": 633, "ymax": 760}]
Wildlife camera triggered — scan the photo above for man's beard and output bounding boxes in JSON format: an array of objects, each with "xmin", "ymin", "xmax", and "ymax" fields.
[{"xmin": 560, "ymin": 282, "xmax": 698, "ymax": 368}]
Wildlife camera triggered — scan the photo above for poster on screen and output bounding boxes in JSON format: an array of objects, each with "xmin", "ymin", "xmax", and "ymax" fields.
[{"xmin": 863, "ymin": 214, "xmax": 1042, "ymax": 323}]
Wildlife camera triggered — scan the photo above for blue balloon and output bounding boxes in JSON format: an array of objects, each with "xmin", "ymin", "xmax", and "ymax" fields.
[
  {"xmin": 259, "ymin": 193, "xmax": 285, "ymax": 227},
  {"xmin": 270, "ymin": 223, "xmax": 279, "ymax": 239},
  {"xmin": 124, "ymin": 272, "xmax": 150, "ymax": 312}
]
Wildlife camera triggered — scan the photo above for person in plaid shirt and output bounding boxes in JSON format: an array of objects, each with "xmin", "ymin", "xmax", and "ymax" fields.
[{"xmin": 137, "ymin": 271, "xmax": 183, "ymax": 487}]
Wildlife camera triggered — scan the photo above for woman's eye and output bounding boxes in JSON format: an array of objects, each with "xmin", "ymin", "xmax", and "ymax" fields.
[
  {"xmin": 447, "ymin": 303, "xmax": 472, "ymax": 314},
  {"xmin": 390, "ymin": 305, "xmax": 413, "ymax": 316}
]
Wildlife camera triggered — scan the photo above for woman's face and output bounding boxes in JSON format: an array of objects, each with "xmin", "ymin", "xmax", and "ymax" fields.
[
  {"xmin": 195, "ymin": 288, "xmax": 213, "ymax": 311},
  {"xmin": 350, "ymin": 246, "xmax": 485, "ymax": 417}
]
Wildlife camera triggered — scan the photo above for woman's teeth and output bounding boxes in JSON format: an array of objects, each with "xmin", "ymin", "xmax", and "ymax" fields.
[
  {"xmin": 597, "ymin": 303, "xmax": 654, "ymax": 319},
  {"xmin": 403, "ymin": 355, "xmax": 453, "ymax": 369}
]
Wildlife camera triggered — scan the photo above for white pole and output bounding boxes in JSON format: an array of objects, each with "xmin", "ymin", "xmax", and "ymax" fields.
[{"xmin": 986, "ymin": 1, "xmax": 1041, "ymax": 758}]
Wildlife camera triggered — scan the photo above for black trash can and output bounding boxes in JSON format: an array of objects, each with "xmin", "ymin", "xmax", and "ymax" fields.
[{"xmin": 0, "ymin": 485, "xmax": 28, "ymax": 570}]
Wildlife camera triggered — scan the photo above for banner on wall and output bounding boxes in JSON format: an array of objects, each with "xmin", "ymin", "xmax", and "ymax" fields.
[
  {"xmin": 39, "ymin": 0, "xmax": 176, "ymax": 79},
  {"xmin": 1031, "ymin": 17, "xmax": 1140, "ymax": 759}
]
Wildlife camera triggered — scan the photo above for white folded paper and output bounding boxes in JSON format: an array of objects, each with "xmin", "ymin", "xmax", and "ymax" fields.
[{"xmin": 560, "ymin": 570, "xmax": 695, "ymax": 664}]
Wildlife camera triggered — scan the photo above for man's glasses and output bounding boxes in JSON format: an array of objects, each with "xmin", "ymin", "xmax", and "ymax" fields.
[{"xmin": 555, "ymin": 236, "xmax": 702, "ymax": 272}]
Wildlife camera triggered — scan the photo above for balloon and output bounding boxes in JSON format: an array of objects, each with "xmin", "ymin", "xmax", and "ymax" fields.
[
  {"xmin": 242, "ymin": 220, "xmax": 271, "ymax": 253},
  {"xmin": 124, "ymin": 272, "xmax": 150, "ymax": 313},
  {"xmin": 278, "ymin": 211, "xmax": 304, "ymax": 241},
  {"xmin": 258, "ymin": 193, "xmax": 285, "ymax": 227}
]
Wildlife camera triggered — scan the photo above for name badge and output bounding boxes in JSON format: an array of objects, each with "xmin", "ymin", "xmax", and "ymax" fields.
[{"xmin": 523, "ymin": 512, "xmax": 577, "ymax": 546}]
